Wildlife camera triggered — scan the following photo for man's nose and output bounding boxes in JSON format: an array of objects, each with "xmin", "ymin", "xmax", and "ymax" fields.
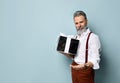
[{"xmin": 78, "ymin": 23, "xmax": 81, "ymax": 27}]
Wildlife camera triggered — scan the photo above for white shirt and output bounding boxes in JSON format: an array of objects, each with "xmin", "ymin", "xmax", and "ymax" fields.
[{"xmin": 74, "ymin": 28, "xmax": 101, "ymax": 70}]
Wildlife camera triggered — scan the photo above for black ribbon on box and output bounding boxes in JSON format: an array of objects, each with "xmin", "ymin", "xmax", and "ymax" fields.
[{"xmin": 57, "ymin": 35, "xmax": 79, "ymax": 55}]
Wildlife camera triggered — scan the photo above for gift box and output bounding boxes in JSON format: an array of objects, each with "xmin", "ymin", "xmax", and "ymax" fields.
[{"xmin": 56, "ymin": 35, "xmax": 79, "ymax": 55}]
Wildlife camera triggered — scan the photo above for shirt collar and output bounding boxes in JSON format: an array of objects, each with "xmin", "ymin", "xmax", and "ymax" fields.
[{"xmin": 83, "ymin": 28, "xmax": 91, "ymax": 36}]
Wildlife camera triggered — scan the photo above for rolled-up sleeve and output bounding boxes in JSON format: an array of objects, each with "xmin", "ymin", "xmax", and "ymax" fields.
[{"xmin": 88, "ymin": 34, "xmax": 101, "ymax": 70}]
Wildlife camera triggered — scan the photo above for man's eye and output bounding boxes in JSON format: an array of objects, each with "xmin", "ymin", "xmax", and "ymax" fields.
[{"xmin": 75, "ymin": 23, "xmax": 78, "ymax": 25}]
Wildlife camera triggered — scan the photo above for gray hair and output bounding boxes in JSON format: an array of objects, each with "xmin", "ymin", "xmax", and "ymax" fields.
[{"xmin": 73, "ymin": 11, "xmax": 87, "ymax": 20}]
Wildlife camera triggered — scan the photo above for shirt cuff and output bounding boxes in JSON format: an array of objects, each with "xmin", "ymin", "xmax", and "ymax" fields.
[{"xmin": 89, "ymin": 59, "xmax": 100, "ymax": 70}]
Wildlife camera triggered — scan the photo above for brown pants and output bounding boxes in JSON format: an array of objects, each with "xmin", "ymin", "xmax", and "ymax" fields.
[{"xmin": 71, "ymin": 62, "xmax": 94, "ymax": 83}]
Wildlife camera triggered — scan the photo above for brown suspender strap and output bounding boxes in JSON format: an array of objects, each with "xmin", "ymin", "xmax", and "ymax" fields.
[{"xmin": 85, "ymin": 32, "xmax": 92, "ymax": 63}]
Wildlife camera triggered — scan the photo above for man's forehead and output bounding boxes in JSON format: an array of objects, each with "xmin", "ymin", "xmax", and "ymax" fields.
[{"xmin": 74, "ymin": 16, "xmax": 86, "ymax": 21}]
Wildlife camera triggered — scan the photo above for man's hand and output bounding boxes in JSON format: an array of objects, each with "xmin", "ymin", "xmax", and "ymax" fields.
[
  {"xmin": 85, "ymin": 62, "xmax": 93, "ymax": 68},
  {"xmin": 70, "ymin": 64, "xmax": 85, "ymax": 70},
  {"xmin": 70, "ymin": 62, "xmax": 93, "ymax": 70}
]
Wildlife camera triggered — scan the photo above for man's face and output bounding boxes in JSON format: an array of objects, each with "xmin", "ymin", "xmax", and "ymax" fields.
[{"xmin": 74, "ymin": 15, "xmax": 87, "ymax": 30}]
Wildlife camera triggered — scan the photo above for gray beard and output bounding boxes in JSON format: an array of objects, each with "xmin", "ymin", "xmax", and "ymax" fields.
[{"xmin": 76, "ymin": 27, "xmax": 87, "ymax": 36}]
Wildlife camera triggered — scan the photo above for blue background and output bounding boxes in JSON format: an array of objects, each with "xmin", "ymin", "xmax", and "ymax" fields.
[{"xmin": 0, "ymin": 0, "xmax": 120, "ymax": 83}]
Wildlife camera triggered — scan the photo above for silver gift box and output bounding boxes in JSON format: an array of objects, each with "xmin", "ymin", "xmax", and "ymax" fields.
[{"xmin": 56, "ymin": 35, "xmax": 79, "ymax": 55}]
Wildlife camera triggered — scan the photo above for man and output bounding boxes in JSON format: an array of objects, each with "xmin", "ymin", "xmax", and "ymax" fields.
[{"xmin": 63, "ymin": 11, "xmax": 101, "ymax": 83}]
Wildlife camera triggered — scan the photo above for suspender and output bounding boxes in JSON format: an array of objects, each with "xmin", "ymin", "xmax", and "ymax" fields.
[{"xmin": 85, "ymin": 32, "xmax": 92, "ymax": 63}]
